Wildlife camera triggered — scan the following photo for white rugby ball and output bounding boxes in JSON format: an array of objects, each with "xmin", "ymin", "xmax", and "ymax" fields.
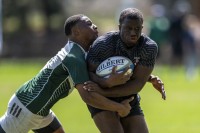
[{"xmin": 96, "ymin": 56, "xmax": 134, "ymax": 78}]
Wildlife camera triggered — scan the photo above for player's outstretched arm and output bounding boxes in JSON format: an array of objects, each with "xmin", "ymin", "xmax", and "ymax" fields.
[
  {"xmin": 148, "ymin": 75, "xmax": 166, "ymax": 100},
  {"xmin": 76, "ymin": 83, "xmax": 133, "ymax": 117}
]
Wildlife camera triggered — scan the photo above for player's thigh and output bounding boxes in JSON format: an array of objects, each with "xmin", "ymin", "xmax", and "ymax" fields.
[
  {"xmin": 93, "ymin": 111, "xmax": 124, "ymax": 133},
  {"xmin": 121, "ymin": 115, "xmax": 149, "ymax": 133}
]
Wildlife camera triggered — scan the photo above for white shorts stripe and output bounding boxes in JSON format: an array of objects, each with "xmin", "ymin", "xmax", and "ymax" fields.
[{"xmin": 0, "ymin": 94, "xmax": 56, "ymax": 133}]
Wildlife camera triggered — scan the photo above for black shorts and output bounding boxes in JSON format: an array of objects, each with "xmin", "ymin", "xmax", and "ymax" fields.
[{"xmin": 87, "ymin": 94, "xmax": 144, "ymax": 118}]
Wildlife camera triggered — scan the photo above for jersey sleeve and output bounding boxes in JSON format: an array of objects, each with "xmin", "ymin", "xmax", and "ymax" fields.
[
  {"xmin": 63, "ymin": 55, "xmax": 89, "ymax": 85},
  {"xmin": 138, "ymin": 40, "xmax": 158, "ymax": 67}
]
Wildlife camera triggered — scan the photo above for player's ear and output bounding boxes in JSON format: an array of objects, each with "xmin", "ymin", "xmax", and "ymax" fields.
[{"xmin": 71, "ymin": 26, "xmax": 80, "ymax": 36}]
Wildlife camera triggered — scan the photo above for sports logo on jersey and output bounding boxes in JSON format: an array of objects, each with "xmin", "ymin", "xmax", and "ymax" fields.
[{"xmin": 133, "ymin": 57, "xmax": 140, "ymax": 65}]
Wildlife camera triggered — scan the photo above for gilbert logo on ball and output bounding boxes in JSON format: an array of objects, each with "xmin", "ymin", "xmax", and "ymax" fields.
[{"xmin": 96, "ymin": 56, "xmax": 134, "ymax": 78}]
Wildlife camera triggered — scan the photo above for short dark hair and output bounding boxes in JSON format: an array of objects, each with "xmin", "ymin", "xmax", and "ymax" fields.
[
  {"xmin": 64, "ymin": 14, "xmax": 85, "ymax": 36},
  {"xmin": 119, "ymin": 8, "xmax": 143, "ymax": 24}
]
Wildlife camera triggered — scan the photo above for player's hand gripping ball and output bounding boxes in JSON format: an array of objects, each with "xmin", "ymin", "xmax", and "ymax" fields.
[{"xmin": 96, "ymin": 56, "xmax": 134, "ymax": 78}]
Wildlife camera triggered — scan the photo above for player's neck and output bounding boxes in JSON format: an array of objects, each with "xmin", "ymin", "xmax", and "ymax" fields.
[{"xmin": 68, "ymin": 37, "xmax": 89, "ymax": 51}]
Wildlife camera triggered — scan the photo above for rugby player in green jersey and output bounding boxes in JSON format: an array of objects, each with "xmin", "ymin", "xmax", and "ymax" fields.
[{"xmin": 0, "ymin": 14, "xmax": 134, "ymax": 133}]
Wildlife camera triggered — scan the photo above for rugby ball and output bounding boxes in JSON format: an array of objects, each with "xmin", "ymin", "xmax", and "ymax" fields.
[{"xmin": 96, "ymin": 56, "xmax": 134, "ymax": 78}]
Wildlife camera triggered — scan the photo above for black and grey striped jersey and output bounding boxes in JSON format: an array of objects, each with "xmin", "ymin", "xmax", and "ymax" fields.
[
  {"xmin": 16, "ymin": 41, "xmax": 89, "ymax": 116},
  {"xmin": 87, "ymin": 31, "xmax": 158, "ymax": 67}
]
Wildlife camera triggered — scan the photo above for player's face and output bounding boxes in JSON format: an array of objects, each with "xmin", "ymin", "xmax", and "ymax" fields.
[
  {"xmin": 78, "ymin": 16, "xmax": 98, "ymax": 47},
  {"xmin": 119, "ymin": 18, "xmax": 143, "ymax": 47}
]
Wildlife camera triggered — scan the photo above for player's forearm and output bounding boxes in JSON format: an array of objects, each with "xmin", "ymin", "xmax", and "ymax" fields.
[
  {"xmin": 76, "ymin": 83, "xmax": 125, "ymax": 112},
  {"xmin": 102, "ymin": 67, "xmax": 152, "ymax": 97},
  {"xmin": 89, "ymin": 72, "xmax": 109, "ymax": 88},
  {"xmin": 84, "ymin": 91, "xmax": 125, "ymax": 112},
  {"xmin": 101, "ymin": 78, "xmax": 146, "ymax": 97}
]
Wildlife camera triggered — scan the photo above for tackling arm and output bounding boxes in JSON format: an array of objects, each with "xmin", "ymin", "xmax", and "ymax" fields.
[{"xmin": 75, "ymin": 83, "xmax": 134, "ymax": 117}]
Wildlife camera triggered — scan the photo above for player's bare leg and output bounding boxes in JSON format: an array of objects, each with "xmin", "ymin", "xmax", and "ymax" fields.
[
  {"xmin": 93, "ymin": 111, "xmax": 124, "ymax": 133},
  {"xmin": 121, "ymin": 115, "xmax": 149, "ymax": 133}
]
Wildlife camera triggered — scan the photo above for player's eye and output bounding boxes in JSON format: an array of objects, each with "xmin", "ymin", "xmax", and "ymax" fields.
[
  {"xmin": 125, "ymin": 26, "xmax": 132, "ymax": 31},
  {"xmin": 135, "ymin": 26, "xmax": 142, "ymax": 31},
  {"xmin": 87, "ymin": 21, "xmax": 92, "ymax": 26}
]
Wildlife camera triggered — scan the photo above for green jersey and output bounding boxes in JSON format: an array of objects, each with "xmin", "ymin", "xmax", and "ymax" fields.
[{"xmin": 16, "ymin": 41, "xmax": 89, "ymax": 116}]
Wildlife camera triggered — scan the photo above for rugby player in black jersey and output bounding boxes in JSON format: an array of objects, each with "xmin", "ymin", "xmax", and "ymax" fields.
[{"xmin": 85, "ymin": 8, "xmax": 166, "ymax": 133}]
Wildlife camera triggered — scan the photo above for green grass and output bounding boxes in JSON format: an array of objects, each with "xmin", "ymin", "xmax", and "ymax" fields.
[{"xmin": 0, "ymin": 59, "xmax": 200, "ymax": 133}]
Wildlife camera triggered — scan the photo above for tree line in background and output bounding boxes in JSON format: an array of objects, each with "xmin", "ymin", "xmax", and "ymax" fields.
[
  {"xmin": 2, "ymin": 0, "xmax": 68, "ymax": 57},
  {"xmin": 1, "ymin": 0, "xmax": 200, "ymax": 60},
  {"xmin": 2, "ymin": 0, "xmax": 119, "ymax": 58}
]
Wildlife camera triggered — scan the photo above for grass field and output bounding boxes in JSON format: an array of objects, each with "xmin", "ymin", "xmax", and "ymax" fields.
[{"xmin": 0, "ymin": 59, "xmax": 200, "ymax": 133}]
